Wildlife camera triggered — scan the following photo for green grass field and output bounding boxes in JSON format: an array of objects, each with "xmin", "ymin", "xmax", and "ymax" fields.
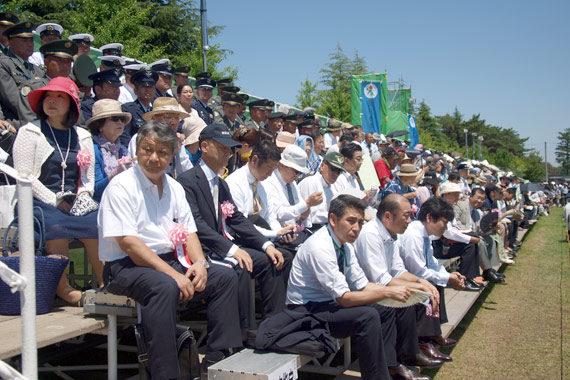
[{"xmin": 428, "ymin": 207, "xmax": 570, "ymax": 380}]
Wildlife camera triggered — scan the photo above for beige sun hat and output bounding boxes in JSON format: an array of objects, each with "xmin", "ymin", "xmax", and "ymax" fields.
[
  {"xmin": 85, "ymin": 98, "xmax": 132, "ymax": 129},
  {"xmin": 397, "ymin": 163, "xmax": 420, "ymax": 177},
  {"xmin": 275, "ymin": 131, "xmax": 296, "ymax": 148},
  {"xmin": 142, "ymin": 97, "xmax": 189, "ymax": 121},
  {"xmin": 439, "ymin": 181, "xmax": 462, "ymax": 195},
  {"xmin": 182, "ymin": 117, "xmax": 207, "ymax": 146}
]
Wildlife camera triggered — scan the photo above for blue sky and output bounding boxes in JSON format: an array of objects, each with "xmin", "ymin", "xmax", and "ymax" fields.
[{"xmin": 208, "ymin": 0, "xmax": 568, "ymax": 164}]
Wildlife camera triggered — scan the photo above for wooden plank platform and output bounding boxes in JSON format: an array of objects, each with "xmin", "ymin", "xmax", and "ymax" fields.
[{"xmin": 0, "ymin": 306, "xmax": 107, "ymax": 360}]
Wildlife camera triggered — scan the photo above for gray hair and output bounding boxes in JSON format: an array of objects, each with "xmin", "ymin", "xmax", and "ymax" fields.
[{"xmin": 136, "ymin": 120, "xmax": 178, "ymax": 154}]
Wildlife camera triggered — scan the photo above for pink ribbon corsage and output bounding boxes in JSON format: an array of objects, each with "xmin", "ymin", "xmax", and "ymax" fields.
[
  {"xmin": 221, "ymin": 200, "xmax": 235, "ymax": 219},
  {"xmin": 169, "ymin": 223, "xmax": 191, "ymax": 268},
  {"xmin": 77, "ymin": 149, "xmax": 91, "ymax": 187}
]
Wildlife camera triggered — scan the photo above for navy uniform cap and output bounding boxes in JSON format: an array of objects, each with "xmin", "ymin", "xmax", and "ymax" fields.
[
  {"xmin": 298, "ymin": 120, "xmax": 315, "ymax": 128},
  {"xmin": 262, "ymin": 99, "xmax": 275, "ymax": 110},
  {"xmin": 100, "ymin": 43, "xmax": 123, "ymax": 56},
  {"xmin": 200, "ymin": 123, "xmax": 242, "ymax": 147},
  {"xmin": 268, "ymin": 112, "xmax": 284, "ymax": 120},
  {"xmin": 239, "ymin": 93, "xmax": 249, "ymax": 101},
  {"xmin": 247, "ymin": 99, "xmax": 267, "ymax": 109},
  {"xmin": 283, "ymin": 114, "xmax": 298, "ymax": 124},
  {"xmin": 88, "ymin": 68, "xmax": 122, "ymax": 85},
  {"xmin": 195, "ymin": 72, "xmax": 211, "ymax": 80},
  {"xmin": 69, "ymin": 33, "xmax": 94, "ymax": 46},
  {"xmin": 40, "ymin": 39, "xmax": 78, "ymax": 60},
  {"xmin": 99, "ymin": 55, "xmax": 125, "ymax": 69},
  {"xmin": 36, "ymin": 23, "xmax": 62, "ymax": 36},
  {"xmin": 196, "ymin": 77, "xmax": 216, "ymax": 89},
  {"xmin": 221, "ymin": 93, "xmax": 243, "ymax": 106},
  {"xmin": 3, "ymin": 21, "xmax": 34, "ymax": 39},
  {"xmin": 218, "ymin": 85, "xmax": 240, "ymax": 94},
  {"xmin": 131, "ymin": 70, "xmax": 158, "ymax": 86},
  {"xmin": 174, "ymin": 66, "xmax": 190, "ymax": 75},
  {"xmin": 151, "ymin": 63, "xmax": 174, "ymax": 76},
  {"xmin": 0, "ymin": 12, "xmax": 19, "ymax": 26},
  {"xmin": 217, "ymin": 77, "xmax": 233, "ymax": 86}
]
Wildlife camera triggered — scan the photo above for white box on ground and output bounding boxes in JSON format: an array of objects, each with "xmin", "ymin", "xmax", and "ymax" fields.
[{"xmin": 208, "ymin": 348, "xmax": 300, "ymax": 380}]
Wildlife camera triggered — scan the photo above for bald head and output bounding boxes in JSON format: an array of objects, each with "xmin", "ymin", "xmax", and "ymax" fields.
[{"xmin": 377, "ymin": 194, "xmax": 412, "ymax": 236}]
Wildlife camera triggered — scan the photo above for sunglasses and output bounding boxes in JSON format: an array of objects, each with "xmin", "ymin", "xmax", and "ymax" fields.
[{"xmin": 110, "ymin": 116, "xmax": 127, "ymax": 123}]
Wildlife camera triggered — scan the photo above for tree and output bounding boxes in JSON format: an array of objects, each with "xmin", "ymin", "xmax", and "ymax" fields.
[
  {"xmin": 555, "ymin": 128, "xmax": 570, "ymax": 175},
  {"xmin": 523, "ymin": 151, "xmax": 546, "ymax": 182},
  {"xmin": 295, "ymin": 78, "xmax": 318, "ymax": 110}
]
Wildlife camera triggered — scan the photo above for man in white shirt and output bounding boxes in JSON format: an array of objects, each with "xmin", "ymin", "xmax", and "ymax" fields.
[
  {"xmin": 361, "ymin": 132, "xmax": 379, "ymax": 157},
  {"xmin": 432, "ymin": 182, "xmax": 485, "ymax": 291},
  {"xmin": 226, "ymin": 140, "xmax": 295, "ymax": 241},
  {"xmin": 118, "ymin": 63, "xmax": 144, "ymax": 104},
  {"xmin": 399, "ymin": 197, "xmax": 466, "ymax": 350},
  {"xmin": 98, "ymin": 121, "xmax": 241, "ymax": 378},
  {"xmin": 287, "ymin": 194, "xmax": 426, "ymax": 380},
  {"xmin": 299, "ymin": 151, "xmax": 345, "ymax": 231},
  {"xmin": 332, "ymin": 141, "xmax": 366, "ymax": 193},
  {"xmin": 323, "ymin": 122, "xmax": 342, "ymax": 150},
  {"xmin": 457, "ymin": 163, "xmax": 471, "ymax": 198},
  {"xmin": 355, "ymin": 194, "xmax": 449, "ymax": 368},
  {"xmin": 178, "ymin": 123, "xmax": 289, "ymax": 349}
]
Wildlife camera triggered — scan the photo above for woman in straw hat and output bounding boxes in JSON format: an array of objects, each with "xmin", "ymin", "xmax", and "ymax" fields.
[
  {"xmin": 85, "ymin": 98, "xmax": 133, "ymax": 202},
  {"xmin": 12, "ymin": 77, "xmax": 102, "ymax": 305}
]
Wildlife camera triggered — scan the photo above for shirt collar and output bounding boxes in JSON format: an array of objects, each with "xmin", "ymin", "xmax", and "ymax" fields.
[
  {"xmin": 199, "ymin": 159, "xmax": 218, "ymax": 183},
  {"xmin": 274, "ymin": 167, "xmax": 287, "ymax": 186},
  {"xmin": 318, "ymin": 172, "xmax": 330, "ymax": 188},
  {"xmin": 134, "ymin": 164, "xmax": 168, "ymax": 192},
  {"xmin": 376, "ymin": 218, "xmax": 396, "ymax": 243},
  {"xmin": 245, "ymin": 164, "xmax": 256, "ymax": 185}
]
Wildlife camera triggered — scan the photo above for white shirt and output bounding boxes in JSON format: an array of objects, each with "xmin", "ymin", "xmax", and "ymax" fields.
[
  {"xmin": 564, "ymin": 202, "xmax": 570, "ymax": 229},
  {"xmin": 398, "ymin": 220, "xmax": 450, "ymax": 287},
  {"xmin": 286, "ymin": 225, "xmax": 369, "ymax": 305},
  {"xmin": 98, "ymin": 165, "xmax": 197, "ymax": 262},
  {"xmin": 331, "ymin": 171, "xmax": 361, "ymax": 194},
  {"xmin": 263, "ymin": 168, "xmax": 309, "ymax": 228},
  {"xmin": 361, "ymin": 141, "xmax": 378, "ymax": 157},
  {"xmin": 438, "ymin": 219, "xmax": 471, "ymax": 244},
  {"xmin": 327, "ymin": 144, "xmax": 340, "ymax": 154},
  {"xmin": 28, "ymin": 51, "xmax": 44, "ymax": 67},
  {"xmin": 128, "ymin": 133, "xmax": 193, "ymax": 177},
  {"xmin": 298, "ymin": 172, "xmax": 335, "ymax": 225},
  {"xmin": 226, "ymin": 164, "xmax": 280, "ymax": 238},
  {"xmin": 323, "ymin": 132, "xmax": 339, "ymax": 149},
  {"xmin": 459, "ymin": 177, "xmax": 471, "ymax": 196},
  {"xmin": 118, "ymin": 83, "xmax": 136, "ymax": 104},
  {"xmin": 354, "ymin": 218, "xmax": 406, "ymax": 286}
]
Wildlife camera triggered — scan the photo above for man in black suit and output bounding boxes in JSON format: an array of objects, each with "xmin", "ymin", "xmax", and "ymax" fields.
[{"xmin": 178, "ymin": 123, "xmax": 290, "ymax": 345}]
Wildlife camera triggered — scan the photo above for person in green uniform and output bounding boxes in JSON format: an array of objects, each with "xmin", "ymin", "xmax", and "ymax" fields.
[{"xmin": 0, "ymin": 12, "xmax": 19, "ymax": 55}]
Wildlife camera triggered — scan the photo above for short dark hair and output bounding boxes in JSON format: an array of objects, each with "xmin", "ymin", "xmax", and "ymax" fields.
[
  {"xmin": 136, "ymin": 120, "xmax": 178, "ymax": 154},
  {"xmin": 251, "ymin": 139, "xmax": 280, "ymax": 166},
  {"xmin": 377, "ymin": 193, "xmax": 404, "ymax": 220},
  {"xmin": 329, "ymin": 194, "xmax": 367, "ymax": 219},
  {"xmin": 471, "ymin": 187, "xmax": 486, "ymax": 198},
  {"xmin": 417, "ymin": 197, "xmax": 454, "ymax": 223},
  {"xmin": 447, "ymin": 172, "xmax": 460, "ymax": 182},
  {"xmin": 506, "ymin": 188, "xmax": 517, "ymax": 195},
  {"xmin": 176, "ymin": 83, "xmax": 193, "ymax": 97},
  {"xmin": 308, "ymin": 129, "xmax": 322, "ymax": 143},
  {"xmin": 338, "ymin": 133, "xmax": 354, "ymax": 144},
  {"xmin": 340, "ymin": 141, "xmax": 362, "ymax": 160},
  {"xmin": 87, "ymin": 118, "xmax": 106, "ymax": 136},
  {"xmin": 36, "ymin": 93, "xmax": 78, "ymax": 129}
]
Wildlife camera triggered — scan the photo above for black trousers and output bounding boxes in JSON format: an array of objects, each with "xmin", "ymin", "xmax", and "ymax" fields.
[
  {"xmin": 103, "ymin": 253, "xmax": 242, "ymax": 380},
  {"xmin": 289, "ymin": 301, "xmax": 391, "ymax": 380},
  {"xmin": 433, "ymin": 239, "xmax": 480, "ymax": 280},
  {"xmin": 237, "ymin": 247, "xmax": 291, "ymax": 340}
]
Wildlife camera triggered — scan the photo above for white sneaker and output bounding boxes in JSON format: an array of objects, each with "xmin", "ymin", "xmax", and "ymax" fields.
[{"xmin": 501, "ymin": 258, "xmax": 515, "ymax": 265}]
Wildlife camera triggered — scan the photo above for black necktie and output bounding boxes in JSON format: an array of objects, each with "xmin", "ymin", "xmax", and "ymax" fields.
[
  {"xmin": 286, "ymin": 183, "xmax": 295, "ymax": 205},
  {"xmin": 337, "ymin": 244, "xmax": 345, "ymax": 273}
]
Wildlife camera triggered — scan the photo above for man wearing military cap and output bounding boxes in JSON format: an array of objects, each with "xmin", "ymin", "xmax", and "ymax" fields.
[
  {"xmin": 214, "ymin": 92, "xmax": 243, "ymax": 133},
  {"xmin": 0, "ymin": 12, "xmax": 19, "ymax": 55},
  {"xmin": 150, "ymin": 58, "xmax": 174, "ymax": 98},
  {"xmin": 324, "ymin": 118, "xmax": 343, "ymax": 151},
  {"xmin": 98, "ymin": 55, "xmax": 125, "ymax": 73},
  {"xmin": 210, "ymin": 84, "xmax": 240, "ymax": 118},
  {"xmin": 79, "ymin": 68, "xmax": 122, "ymax": 124},
  {"xmin": 118, "ymin": 63, "xmax": 147, "ymax": 104},
  {"xmin": 191, "ymin": 73, "xmax": 216, "ymax": 125},
  {"xmin": 171, "ymin": 65, "xmax": 190, "ymax": 99},
  {"xmin": 245, "ymin": 99, "xmax": 272, "ymax": 131},
  {"xmin": 282, "ymin": 114, "xmax": 298, "ymax": 135},
  {"xmin": 0, "ymin": 21, "xmax": 49, "ymax": 127},
  {"xmin": 120, "ymin": 69, "xmax": 157, "ymax": 146},
  {"xmin": 298, "ymin": 119, "xmax": 318, "ymax": 136},
  {"xmin": 28, "ymin": 22, "xmax": 62, "ymax": 67},
  {"xmin": 41, "ymin": 39, "xmax": 77, "ymax": 79},
  {"xmin": 69, "ymin": 33, "xmax": 93, "ymax": 57},
  {"xmin": 100, "ymin": 43, "xmax": 123, "ymax": 56},
  {"xmin": 265, "ymin": 112, "xmax": 284, "ymax": 138}
]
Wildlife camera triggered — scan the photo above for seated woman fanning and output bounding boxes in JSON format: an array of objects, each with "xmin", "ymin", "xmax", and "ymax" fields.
[
  {"xmin": 86, "ymin": 99, "xmax": 133, "ymax": 202},
  {"xmin": 12, "ymin": 77, "xmax": 103, "ymax": 306}
]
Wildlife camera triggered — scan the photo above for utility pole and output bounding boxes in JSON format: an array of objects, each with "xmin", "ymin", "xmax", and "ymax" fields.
[
  {"xmin": 472, "ymin": 132, "xmax": 477, "ymax": 160},
  {"xmin": 200, "ymin": 0, "xmax": 208, "ymax": 71},
  {"xmin": 544, "ymin": 141, "xmax": 548, "ymax": 182},
  {"xmin": 478, "ymin": 135, "xmax": 483, "ymax": 160},
  {"xmin": 464, "ymin": 129, "xmax": 468, "ymax": 159}
]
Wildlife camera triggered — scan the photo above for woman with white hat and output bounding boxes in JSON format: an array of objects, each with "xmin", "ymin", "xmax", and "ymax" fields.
[{"xmin": 85, "ymin": 98, "xmax": 133, "ymax": 202}]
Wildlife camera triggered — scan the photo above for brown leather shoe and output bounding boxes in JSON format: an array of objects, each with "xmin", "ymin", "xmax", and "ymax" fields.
[
  {"xmin": 420, "ymin": 343, "xmax": 453, "ymax": 362},
  {"xmin": 389, "ymin": 364, "xmax": 431, "ymax": 380},
  {"xmin": 401, "ymin": 351, "xmax": 444, "ymax": 369},
  {"xmin": 430, "ymin": 335, "xmax": 457, "ymax": 347}
]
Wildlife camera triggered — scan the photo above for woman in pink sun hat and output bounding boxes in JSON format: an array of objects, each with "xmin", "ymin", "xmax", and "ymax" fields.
[{"xmin": 12, "ymin": 77, "xmax": 102, "ymax": 306}]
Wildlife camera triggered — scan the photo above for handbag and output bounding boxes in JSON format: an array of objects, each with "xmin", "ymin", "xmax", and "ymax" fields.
[
  {"xmin": 69, "ymin": 192, "xmax": 98, "ymax": 216},
  {"xmin": 0, "ymin": 173, "xmax": 16, "ymax": 228},
  {"xmin": 0, "ymin": 207, "xmax": 69, "ymax": 315},
  {"xmin": 134, "ymin": 322, "xmax": 201, "ymax": 380}
]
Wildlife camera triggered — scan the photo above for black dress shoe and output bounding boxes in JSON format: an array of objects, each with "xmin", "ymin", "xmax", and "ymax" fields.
[
  {"xmin": 201, "ymin": 351, "xmax": 226, "ymax": 379},
  {"xmin": 430, "ymin": 335, "xmax": 456, "ymax": 347},
  {"xmin": 401, "ymin": 351, "xmax": 444, "ymax": 369},
  {"xmin": 419, "ymin": 343, "xmax": 453, "ymax": 362},
  {"xmin": 483, "ymin": 269, "xmax": 505, "ymax": 284},
  {"xmin": 389, "ymin": 364, "xmax": 431, "ymax": 380},
  {"xmin": 463, "ymin": 279, "xmax": 483, "ymax": 291}
]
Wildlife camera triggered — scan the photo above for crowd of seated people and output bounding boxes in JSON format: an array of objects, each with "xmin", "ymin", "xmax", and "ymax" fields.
[{"xmin": 0, "ymin": 12, "xmax": 554, "ymax": 380}]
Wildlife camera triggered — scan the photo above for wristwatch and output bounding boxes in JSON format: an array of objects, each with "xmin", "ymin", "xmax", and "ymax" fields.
[{"xmin": 195, "ymin": 259, "xmax": 210, "ymax": 269}]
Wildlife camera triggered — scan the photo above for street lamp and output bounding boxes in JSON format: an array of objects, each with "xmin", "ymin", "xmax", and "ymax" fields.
[
  {"xmin": 463, "ymin": 129, "xmax": 468, "ymax": 159},
  {"xmin": 478, "ymin": 136, "xmax": 484, "ymax": 160},
  {"xmin": 472, "ymin": 132, "xmax": 477, "ymax": 160}
]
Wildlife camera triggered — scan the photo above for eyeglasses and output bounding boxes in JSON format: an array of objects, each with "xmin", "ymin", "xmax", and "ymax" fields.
[
  {"xmin": 293, "ymin": 169, "xmax": 302, "ymax": 176},
  {"xmin": 110, "ymin": 116, "xmax": 127, "ymax": 123}
]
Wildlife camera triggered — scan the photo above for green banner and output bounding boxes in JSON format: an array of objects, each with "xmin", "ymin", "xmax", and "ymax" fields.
[
  {"xmin": 387, "ymin": 88, "xmax": 411, "ymax": 113},
  {"xmin": 351, "ymin": 73, "xmax": 387, "ymax": 132}
]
